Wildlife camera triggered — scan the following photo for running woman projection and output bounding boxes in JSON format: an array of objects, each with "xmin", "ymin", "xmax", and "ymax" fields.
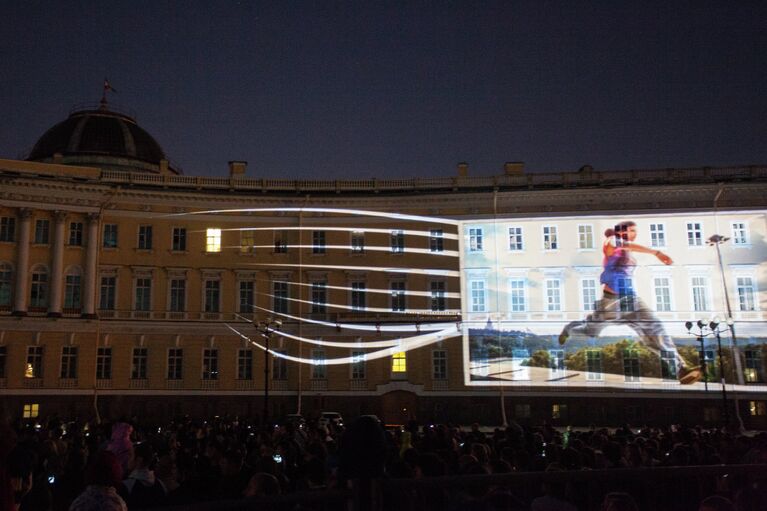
[{"xmin": 558, "ymin": 221, "xmax": 702, "ymax": 384}]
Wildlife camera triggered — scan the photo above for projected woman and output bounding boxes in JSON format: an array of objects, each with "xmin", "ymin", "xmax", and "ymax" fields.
[{"xmin": 558, "ymin": 221, "xmax": 701, "ymax": 384}]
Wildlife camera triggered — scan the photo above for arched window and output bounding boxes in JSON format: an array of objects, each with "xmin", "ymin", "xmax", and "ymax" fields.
[
  {"xmin": 64, "ymin": 266, "xmax": 82, "ymax": 312},
  {"xmin": 0, "ymin": 262, "xmax": 12, "ymax": 309},
  {"xmin": 30, "ymin": 265, "xmax": 48, "ymax": 311}
]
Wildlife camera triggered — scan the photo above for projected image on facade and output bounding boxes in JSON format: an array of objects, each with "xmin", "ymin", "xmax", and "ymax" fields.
[{"xmin": 461, "ymin": 211, "xmax": 767, "ymax": 390}]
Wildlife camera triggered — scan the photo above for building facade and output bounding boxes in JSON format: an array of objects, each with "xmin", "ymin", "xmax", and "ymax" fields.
[{"xmin": 1, "ymin": 104, "xmax": 766, "ymax": 427}]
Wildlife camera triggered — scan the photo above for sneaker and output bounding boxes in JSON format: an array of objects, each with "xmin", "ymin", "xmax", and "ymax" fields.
[
  {"xmin": 678, "ymin": 366, "xmax": 702, "ymax": 385},
  {"xmin": 558, "ymin": 330, "xmax": 569, "ymax": 346}
]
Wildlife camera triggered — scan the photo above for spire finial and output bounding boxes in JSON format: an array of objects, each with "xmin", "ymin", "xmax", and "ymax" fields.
[{"xmin": 100, "ymin": 79, "xmax": 117, "ymax": 109}]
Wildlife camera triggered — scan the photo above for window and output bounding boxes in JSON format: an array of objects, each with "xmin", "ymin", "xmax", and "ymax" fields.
[
  {"xmin": 0, "ymin": 346, "xmax": 6, "ymax": 378},
  {"xmin": 311, "ymin": 349, "xmax": 326, "ymax": 379},
  {"xmin": 99, "ymin": 276, "xmax": 116, "ymax": 310},
  {"xmin": 391, "ymin": 230, "xmax": 405, "ymax": 253},
  {"xmin": 273, "ymin": 281, "xmax": 289, "ymax": 314},
  {"xmin": 390, "ymin": 281, "xmax": 406, "ymax": 312},
  {"xmin": 138, "ymin": 225, "xmax": 153, "ymax": 249},
  {"xmin": 545, "ymin": 279, "xmax": 562, "ymax": 312},
  {"xmin": 169, "ymin": 279, "xmax": 186, "ymax": 312},
  {"xmin": 691, "ymin": 276, "xmax": 710, "ymax": 312},
  {"xmin": 30, "ymin": 268, "xmax": 48, "ymax": 309},
  {"xmin": 508, "ymin": 227, "xmax": 523, "ymax": 251},
  {"xmin": 700, "ymin": 349, "xmax": 716, "ymax": 380},
  {"xmin": 586, "ymin": 349, "xmax": 603, "ymax": 381},
  {"xmin": 578, "ymin": 225, "xmax": 594, "ymax": 249},
  {"xmin": 0, "ymin": 263, "xmax": 12, "ymax": 308},
  {"xmin": 312, "ymin": 231, "xmax": 326, "ymax": 254},
  {"xmin": 470, "ymin": 280, "xmax": 486, "ymax": 312},
  {"xmin": 68, "ymin": 222, "xmax": 83, "ymax": 246},
  {"xmin": 351, "ymin": 231, "xmax": 365, "ymax": 253},
  {"xmin": 135, "ymin": 278, "xmax": 152, "ymax": 311},
  {"xmin": 60, "ymin": 346, "xmax": 78, "ymax": 379},
  {"xmin": 430, "ymin": 281, "xmax": 446, "ymax": 311},
  {"xmin": 581, "ymin": 279, "xmax": 597, "ymax": 312},
  {"xmin": 96, "ymin": 347, "xmax": 112, "ymax": 379},
  {"xmin": 26, "ymin": 346, "xmax": 43, "ymax": 378},
  {"xmin": 654, "ymin": 277, "xmax": 672, "ymax": 312},
  {"xmin": 22, "ymin": 404, "xmax": 39, "ymax": 419},
  {"xmin": 549, "ymin": 349, "xmax": 565, "ymax": 376},
  {"xmin": 240, "ymin": 230, "xmax": 255, "ymax": 254},
  {"xmin": 103, "ymin": 224, "xmax": 117, "ymax": 248},
  {"xmin": 661, "ymin": 350, "xmax": 678, "ymax": 380},
  {"xmin": 202, "ymin": 349, "xmax": 219, "ymax": 380},
  {"xmin": 311, "ymin": 282, "xmax": 327, "ymax": 313},
  {"xmin": 731, "ymin": 222, "xmax": 749, "ymax": 245},
  {"xmin": 274, "ymin": 231, "xmax": 288, "ymax": 253},
  {"xmin": 272, "ymin": 351, "xmax": 287, "ymax": 380},
  {"xmin": 432, "ymin": 350, "xmax": 447, "ymax": 380},
  {"xmin": 509, "ymin": 278, "xmax": 526, "ymax": 312},
  {"xmin": 204, "ymin": 280, "xmax": 220, "ymax": 313},
  {"xmin": 686, "ymin": 222, "xmax": 703, "ymax": 246},
  {"xmin": 0, "ymin": 217, "xmax": 15, "ymax": 242},
  {"xmin": 132, "ymin": 348, "xmax": 147, "ymax": 379},
  {"xmin": 392, "ymin": 352, "xmax": 407, "ymax": 372},
  {"xmin": 206, "ymin": 228, "xmax": 221, "ymax": 253},
  {"xmin": 64, "ymin": 272, "xmax": 82, "ymax": 311},
  {"xmin": 351, "ymin": 351, "xmax": 366, "ymax": 380},
  {"xmin": 35, "ymin": 219, "xmax": 50, "ymax": 244},
  {"xmin": 167, "ymin": 348, "xmax": 183, "ymax": 380},
  {"xmin": 237, "ymin": 349, "xmax": 253, "ymax": 380},
  {"xmin": 744, "ymin": 350, "xmax": 763, "ymax": 383},
  {"xmin": 552, "ymin": 404, "xmax": 568, "ymax": 420},
  {"xmin": 749, "ymin": 401, "xmax": 766, "ymax": 417},
  {"xmin": 617, "ymin": 277, "xmax": 635, "ymax": 312},
  {"xmin": 351, "ymin": 282, "xmax": 366, "ymax": 310},
  {"xmin": 737, "ymin": 276, "xmax": 756, "ymax": 311},
  {"xmin": 468, "ymin": 227, "xmax": 483, "ymax": 252},
  {"xmin": 623, "ymin": 348, "xmax": 640, "ymax": 382},
  {"xmin": 239, "ymin": 281, "xmax": 254, "ymax": 313},
  {"xmin": 172, "ymin": 227, "xmax": 187, "ymax": 251},
  {"xmin": 543, "ymin": 225, "xmax": 558, "ymax": 250},
  {"xmin": 649, "ymin": 223, "xmax": 666, "ymax": 248},
  {"xmin": 430, "ymin": 229, "xmax": 444, "ymax": 253}
]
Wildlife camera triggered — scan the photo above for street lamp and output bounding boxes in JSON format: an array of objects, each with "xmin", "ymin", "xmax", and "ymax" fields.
[
  {"xmin": 256, "ymin": 317, "xmax": 282, "ymax": 427},
  {"xmin": 684, "ymin": 320, "xmax": 708, "ymax": 392},
  {"xmin": 685, "ymin": 318, "xmax": 732, "ymax": 426}
]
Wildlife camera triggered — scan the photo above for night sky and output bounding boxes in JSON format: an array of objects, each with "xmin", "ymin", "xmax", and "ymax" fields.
[{"xmin": 1, "ymin": 1, "xmax": 765, "ymax": 179}]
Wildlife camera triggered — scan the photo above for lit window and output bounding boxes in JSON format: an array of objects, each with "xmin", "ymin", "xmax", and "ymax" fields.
[
  {"xmin": 749, "ymin": 401, "xmax": 766, "ymax": 416},
  {"xmin": 552, "ymin": 404, "xmax": 567, "ymax": 419},
  {"xmin": 206, "ymin": 228, "xmax": 221, "ymax": 253},
  {"xmin": 240, "ymin": 230, "xmax": 255, "ymax": 254},
  {"xmin": 23, "ymin": 403, "xmax": 39, "ymax": 419},
  {"xmin": 392, "ymin": 352, "xmax": 407, "ymax": 372}
]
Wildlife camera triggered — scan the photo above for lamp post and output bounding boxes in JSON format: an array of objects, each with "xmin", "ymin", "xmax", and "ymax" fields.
[
  {"xmin": 256, "ymin": 317, "xmax": 282, "ymax": 427},
  {"xmin": 685, "ymin": 318, "xmax": 731, "ymax": 426}
]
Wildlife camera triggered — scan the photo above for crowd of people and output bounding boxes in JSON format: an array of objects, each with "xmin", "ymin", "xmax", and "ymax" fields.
[{"xmin": 1, "ymin": 413, "xmax": 766, "ymax": 511}]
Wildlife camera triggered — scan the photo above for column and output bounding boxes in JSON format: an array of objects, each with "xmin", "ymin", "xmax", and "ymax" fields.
[
  {"xmin": 12, "ymin": 208, "xmax": 32, "ymax": 316},
  {"xmin": 48, "ymin": 211, "xmax": 67, "ymax": 317},
  {"xmin": 82, "ymin": 213, "xmax": 99, "ymax": 318}
]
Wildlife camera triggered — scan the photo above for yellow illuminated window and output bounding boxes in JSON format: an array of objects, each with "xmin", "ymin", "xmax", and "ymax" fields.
[
  {"xmin": 206, "ymin": 229, "xmax": 221, "ymax": 253},
  {"xmin": 392, "ymin": 352, "xmax": 407, "ymax": 372},
  {"xmin": 749, "ymin": 401, "xmax": 766, "ymax": 416},
  {"xmin": 23, "ymin": 403, "xmax": 39, "ymax": 419}
]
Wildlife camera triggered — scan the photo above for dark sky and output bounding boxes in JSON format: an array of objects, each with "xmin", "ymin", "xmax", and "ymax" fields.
[{"xmin": 1, "ymin": 1, "xmax": 765, "ymax": 179}]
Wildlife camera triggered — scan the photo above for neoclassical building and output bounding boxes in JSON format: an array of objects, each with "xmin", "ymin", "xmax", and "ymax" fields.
[{"xmin": 1, "ymin": 101, "xmax": 766, "ymax": 427}]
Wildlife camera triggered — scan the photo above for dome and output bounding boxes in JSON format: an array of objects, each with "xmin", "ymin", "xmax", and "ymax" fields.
[{"xmin": 27, "ymin": 102, "xmax": 179, "ymax": 174}]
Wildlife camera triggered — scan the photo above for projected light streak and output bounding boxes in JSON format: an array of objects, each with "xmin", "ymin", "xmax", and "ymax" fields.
[
  {"xmin": 236, "ymin": 277, "xmax": 461, "ymax": 299},
  {"xmin": 218, "ymin": 226, "xmax": 459, "ymax": 240},
  {"xmin": 250, "ymin": 304, "xmax": 455, "ymax": 332},
  {"xmin": 222, "ymin": 244, "xmax": 459, "ymax": 257},
  {"xmin": 232, "ymin": 314, "xmax": 405, "ymax": 348},
  {"xmin": 226, "ymin": 323, "xmax": 461, "ymax": 366},
  {"xmin": 168, "ymin": 207, "xmax": 461, "ymax": 226},
  {"xmin": 248, "ymin": 263, "xmax": 460, "ymax": 277},
  {"xmin": 254, "ymin": 290, "xmax": 460, "ymax": 315}
]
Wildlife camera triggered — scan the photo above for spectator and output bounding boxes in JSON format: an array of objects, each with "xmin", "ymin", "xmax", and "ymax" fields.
[
  {"xmin": 69, "ymin": 450, "xmax": 127, "ymax": 511},
  {"xmin": 122, "ymin": 442, "xmax": 166, "ymax": 509}
]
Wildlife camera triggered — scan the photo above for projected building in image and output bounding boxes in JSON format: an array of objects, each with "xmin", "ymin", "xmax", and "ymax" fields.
[{"xmin": 1, "ymin": 103, "xmax": 766, "ymax": 427}]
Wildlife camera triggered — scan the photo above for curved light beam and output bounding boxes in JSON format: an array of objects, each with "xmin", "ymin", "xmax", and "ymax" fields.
[{"xmin": 248, "ymin": 263, "xmax": 460, "ymax": 277}]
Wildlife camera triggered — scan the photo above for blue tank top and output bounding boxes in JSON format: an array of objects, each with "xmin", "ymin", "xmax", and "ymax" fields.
[{"xmin": 600, "ymin": 247, "xmax": 635, "ymax": 295}]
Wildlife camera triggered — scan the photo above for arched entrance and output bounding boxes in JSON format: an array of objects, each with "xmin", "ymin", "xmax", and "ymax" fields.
[{"xmin": 381, "ymin": 390, "xmax": 418, "ymax": 425}]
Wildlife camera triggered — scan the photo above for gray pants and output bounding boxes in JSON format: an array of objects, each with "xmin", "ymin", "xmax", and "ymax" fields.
[{"xmin": 562, "ymin": 293, "xmax": 686, "ymax": 369}]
